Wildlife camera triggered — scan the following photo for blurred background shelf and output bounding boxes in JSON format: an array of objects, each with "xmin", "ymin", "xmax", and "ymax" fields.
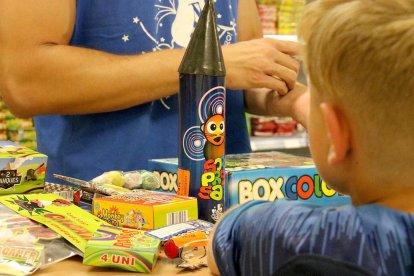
[
  {"xmin": 250, "ymin": 132, "xmax": 308, "ymax": 151},
  {"xmin": 250, "ymin": 132, "xmax": 311, "ymax": 157}
]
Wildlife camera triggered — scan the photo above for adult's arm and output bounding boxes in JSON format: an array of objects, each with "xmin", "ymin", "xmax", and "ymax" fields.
[
  {"xmin": 0, "ymin": 0, "xmax": 184, "ymax": 117},
  {"xmin": 0, "ymin": 0, "xmax": 301, "ymax": 118},
  {"xmin": 222, "ymin": 0, "xmax": 300, "ymax": 94},
  {"xmin": 229, "ymin": 0, "xmax": 307, "ymax": 125}
]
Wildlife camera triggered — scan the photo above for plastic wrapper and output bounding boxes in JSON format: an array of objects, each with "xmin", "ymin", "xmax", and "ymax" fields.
[
  {"xmin": 53, "ymin": 170, "xmax": 161, "ymax": 196},
  {"xmin": 92, "ymin": 170, "xmax": 160, "ymax": 190},
  {"xmin": 147, "ymin": 220, "xmax": 213, "ymax": 269},
  {"xmin": 0, "ymin": 204, "xmax": 80, "ymax": 275}
]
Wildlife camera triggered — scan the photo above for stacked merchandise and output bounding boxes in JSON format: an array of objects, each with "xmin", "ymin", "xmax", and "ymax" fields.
[
  {"xmin": 0, "ymin": 103, "xmax": 6, "ymax": 141},
  {"xmin": 256, "ymin": 0, "xmax": 278, "ymax": 34},
  {"xmin": 0, "ymin": 96, "xmax": 37, "ymax": 150},
  {"xmin": 256, "ymin": 0, "xmax": 306, "ymax": 35},
  {"xmin": 277, "ymin": 0, "xmax": 306, "ymax": 34},
  {"xmin": 250, "ymin": 114, "xmax": 303, "ymax": 137}
]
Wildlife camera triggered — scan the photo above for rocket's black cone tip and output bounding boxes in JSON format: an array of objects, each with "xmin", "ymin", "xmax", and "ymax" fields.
[{"xmin": 178, "ymin": 0, "xmax": 226, "ymax": 76}]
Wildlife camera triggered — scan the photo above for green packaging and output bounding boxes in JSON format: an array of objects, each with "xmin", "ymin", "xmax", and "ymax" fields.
[
  {"xmin": 0, "ymin": 141, "xmax": 47, "ymax": 195},
  {"xmin": 83, "ymin": 224, "xmax": 161, "ymax": 273}
]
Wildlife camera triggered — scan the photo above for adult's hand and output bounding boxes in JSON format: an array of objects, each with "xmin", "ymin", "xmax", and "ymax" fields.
[
  {"xmin": 245, "ymin": 82, "xmax": 310, "ymax": 128},
  {"xmin": 222, "ymin": 38, "xmax": 300, "ymax": 95}
]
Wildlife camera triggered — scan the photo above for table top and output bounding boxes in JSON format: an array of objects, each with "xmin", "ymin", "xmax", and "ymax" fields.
[{"xmin": 34, "ymin": 254, "xmax": 213, "ymax": 276}]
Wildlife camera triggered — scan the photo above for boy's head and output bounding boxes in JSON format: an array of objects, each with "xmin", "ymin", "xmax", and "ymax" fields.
[{"xmin": 298, "ymin": 0, "xmax": 414, "ymax": 195}]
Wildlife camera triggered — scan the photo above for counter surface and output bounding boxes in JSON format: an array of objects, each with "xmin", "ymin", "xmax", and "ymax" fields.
[{"xmin": 35, "ymin": 254, "xmax": 213, "ymax": 276}]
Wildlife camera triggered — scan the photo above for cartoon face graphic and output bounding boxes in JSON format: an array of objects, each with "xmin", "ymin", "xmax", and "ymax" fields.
[
  {"xmin": 135, "ymin": 211, "xmax": 146, "ymax": 226},
  {"xmin": 201, "ymin": 114, "xmax": 225, "ymax": 146}
]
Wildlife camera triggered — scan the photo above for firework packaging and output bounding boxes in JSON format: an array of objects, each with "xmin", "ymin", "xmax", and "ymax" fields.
[
  {"xmin": 149, "ymin": 152, "xmax": 351, "ymax": 208},
  {"xmin": 93, "ymin": 190, "xmax": 197, "ymax": 230},
  {"xmin": 83, "ymin": 224, "xmax": 160, "ymax": 273},
  {"xmin": 177, "ymin": 0, "xmax": 226, "ymax": 223},
  {"xmin": 0, "ymin": 141, "xmax": 47, "ymax": 195}
]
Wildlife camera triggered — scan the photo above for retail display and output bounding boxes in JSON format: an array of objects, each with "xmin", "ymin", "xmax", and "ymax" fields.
[
  {"xmin": 257, "ymin": 0, "xmax": 278, "ymax": 34},
  {"xmin": 0, "ymin": 107, "xmax": 6, "ymax": 142},
  {"xmin": 0, "ymin": 1, "xmax": 333, "ymax": 275},
  {"xmin": 250, "ymin": 114, "xmax": 303, "ymax": 137},
  {"xmin": 256, "ymin": 0, "xmax": 306, "ymax": 35},
  {"xmin": 0, "ymin": 97, "xmax": 37, "ymax": 150},
  {"xmin": 277, "ymin": 0, "xmax": 306, "ymax": 34},
  {"xmin": 177, "ymin": 0, "xmax": 226, "ymax": 223}
]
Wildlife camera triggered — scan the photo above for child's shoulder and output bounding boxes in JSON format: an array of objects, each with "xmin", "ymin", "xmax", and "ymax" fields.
[
  {"xmin": 228, "ymin": 200, "xmax": 414, "ymax": 233},
  {"xmin": 214, "ymin": 201, "xmax": 414, "ymax": 276}
]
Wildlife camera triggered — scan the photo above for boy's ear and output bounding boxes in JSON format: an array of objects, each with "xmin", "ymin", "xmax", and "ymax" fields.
[{"xmin": 320, "ymin": 103, "xmax": 351, "ymax": 165}]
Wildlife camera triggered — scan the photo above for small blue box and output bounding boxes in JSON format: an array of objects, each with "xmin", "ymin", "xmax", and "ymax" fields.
[{"xmin": 148, "ymin": 152, "xmax": 350, "ymax": 208}]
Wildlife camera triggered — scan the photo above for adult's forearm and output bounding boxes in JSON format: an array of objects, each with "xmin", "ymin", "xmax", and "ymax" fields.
[{"xmin": 1, "ymin": 45, "xmax": 184, "ymax": 117}]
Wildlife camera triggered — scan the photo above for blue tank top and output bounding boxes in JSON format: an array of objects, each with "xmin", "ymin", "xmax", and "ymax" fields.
[{"xmin": 34, "ymin": 0, "xmax": 251, "ymax": 182}]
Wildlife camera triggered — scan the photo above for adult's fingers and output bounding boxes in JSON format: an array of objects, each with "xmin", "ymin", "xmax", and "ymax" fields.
[
  {"xmin": 262, "ymin": 75, "xmax": 289, "ymax": 95},
  {"xmin": 265, "ymin": 38, "xmax": 299, "ymax": 56},
  {"xmin": 265, "ymin": 63, "xmax": 298, "ymax": 91},
  {"xmin": 273, "ymin": 51, "xmax": 300, "ymax": 73}
]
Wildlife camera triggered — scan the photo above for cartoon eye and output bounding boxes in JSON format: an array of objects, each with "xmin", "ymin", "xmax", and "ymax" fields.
[
  {"xmin": 219, "ymin": 122, "xmax": 225, "ymax": 132},
  {"xmin": 207, "ymin": 122, "xmax": 217, "ymax": 133}
]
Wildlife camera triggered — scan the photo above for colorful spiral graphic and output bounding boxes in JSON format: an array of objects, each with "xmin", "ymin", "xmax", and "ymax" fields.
[
  {"xmin": 198, "ymin": 86, "xmax": 225, "ymax": 123},
  {"xmin": 183, "ymin": 126, "xmax": 206, "ymax": 161}
]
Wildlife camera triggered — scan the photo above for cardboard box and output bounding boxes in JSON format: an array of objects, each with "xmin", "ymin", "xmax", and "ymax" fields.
[
  {"xmin": 148, "ymin": 152, "xmax": 350, "ymax": 207},
  {"xmin": 0, "ymin": 141, "xmax": 47, "ymax": 195},
  {"xmin": 84, "ymin": 224, "xmax": 160, "ymax": 273},
  {"xmin": 93, "ymin": 190, "xmax": 198, "ymax": 230}
]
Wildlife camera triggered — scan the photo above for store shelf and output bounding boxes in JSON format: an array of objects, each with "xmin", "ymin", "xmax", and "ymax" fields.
[{"xmin": 250, "ymin": 132, "xmax": 308, "ymax": 151}]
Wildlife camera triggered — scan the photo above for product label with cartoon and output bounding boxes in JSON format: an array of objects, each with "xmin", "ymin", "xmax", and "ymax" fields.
[
  {"xmin": 0, "ymin": 142, "xmax": 47, "ymax": 194},
  {"xmin": 177, "ymin": 0, "xmax": 226, "ymax": 223},
  {"xmin": 178, "ymin": 81, "xmax": 226, "ymax": 223},
  {"xmin": 0, "ymin": 194, "xmax": 108, "ymax": 252}
]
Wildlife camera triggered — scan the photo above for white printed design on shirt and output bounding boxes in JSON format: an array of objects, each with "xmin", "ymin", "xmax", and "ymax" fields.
[{"xmin": 125, "ymin": 0, "xmax": 237, "ymax": 109}]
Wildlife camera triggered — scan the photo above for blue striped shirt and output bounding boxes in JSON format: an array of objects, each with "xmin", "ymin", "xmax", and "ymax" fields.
[{"xmin": 213, "ymin": 200, "xmax": 414, "ymax": 276}]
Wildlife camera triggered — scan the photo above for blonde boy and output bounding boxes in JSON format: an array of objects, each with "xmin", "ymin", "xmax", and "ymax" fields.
[{"xmin": 208, "ymin": 0, "xmax": 414, "ymax": 275}]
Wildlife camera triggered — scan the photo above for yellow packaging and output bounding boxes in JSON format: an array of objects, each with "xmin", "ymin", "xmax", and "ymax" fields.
[{"xmin": 93, "ymin": 190, "xmax": 198, "ymax": 230}]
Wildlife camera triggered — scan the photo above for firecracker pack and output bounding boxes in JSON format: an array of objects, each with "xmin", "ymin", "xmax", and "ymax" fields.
[
  {"xmin": 0, "ymin": 141, "xmax": 47, "ymax": 195},
  {"xmin": 83, "ymin": 224, "xmax": 160, "ymax": 273},
  {"xmin": 92, "ymin": 190, "xmax": 198, "ymax": 230},
  {"xmin": 0, "ymin": 194, "xmax": 107, "ymax": 253},
  {"xmin": 148, "ymin": 151, "xmax": 351, "ymax": 208}
]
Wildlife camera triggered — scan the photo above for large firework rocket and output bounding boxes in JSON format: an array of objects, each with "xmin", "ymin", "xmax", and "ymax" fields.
[{"xmin": 177, "ymin": 0, "xmax": 226, "ymax": 223}]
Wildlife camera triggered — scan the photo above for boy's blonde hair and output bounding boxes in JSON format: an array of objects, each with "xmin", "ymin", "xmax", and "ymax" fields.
[{"xmin": 298, "ymin": 0, "xmax": 414, "ymax": 173}]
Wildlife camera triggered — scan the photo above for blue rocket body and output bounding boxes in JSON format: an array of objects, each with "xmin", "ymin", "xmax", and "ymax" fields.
[
  {"xmin": 177, "ymin": 0, "xmax": 226, "ymax": 222},
  {"xmin": 178, "ymin": 74, "xmax": 226, "ymax": 222}
]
